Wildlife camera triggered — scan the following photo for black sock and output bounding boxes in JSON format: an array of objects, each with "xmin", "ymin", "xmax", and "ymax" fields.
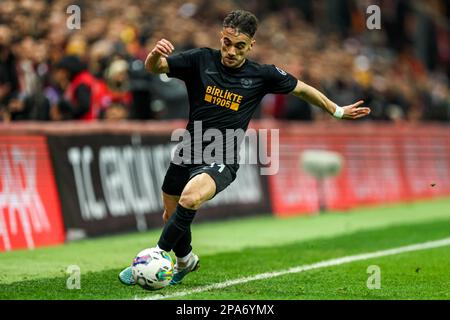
[
  {"xmin": 173, "ymin": 227, "xmax": 192, "ymax": 258},
  {"xmin": 157, "ymin": 204, "xmax": 196, "ymax": 252}
]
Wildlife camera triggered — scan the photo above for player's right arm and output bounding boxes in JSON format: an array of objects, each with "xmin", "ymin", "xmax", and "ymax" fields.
[{"xmin": 144, "ymin": 39, "xmax": 175, "ymax": 74}]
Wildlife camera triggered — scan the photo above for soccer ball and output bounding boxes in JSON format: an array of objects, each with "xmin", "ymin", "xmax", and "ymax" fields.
[{"xmin": 131, "ymin": 247, "xmax": 174, "ymax": 290}]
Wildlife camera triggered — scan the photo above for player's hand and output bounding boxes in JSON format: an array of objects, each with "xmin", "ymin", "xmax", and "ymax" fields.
[
  {"xmin": 151, "ymin": 38, "xmax": 175, "ymax": 58},
  {"xmin": 342, "ymin": 100, "xmax": 371, "ymax": 120}
]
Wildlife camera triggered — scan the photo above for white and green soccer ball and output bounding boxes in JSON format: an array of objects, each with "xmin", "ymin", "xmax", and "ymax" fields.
[{"xmin": 131, "ymin": 247, "xmax": 174, "ymax": 290}]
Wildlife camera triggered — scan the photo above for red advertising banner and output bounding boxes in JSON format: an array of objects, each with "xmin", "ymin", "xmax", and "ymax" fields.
[
  {"xmin": 267, "ymin": 124, "xmax": 450, "ymax": 216},
  {"xmin": 0, "ymin": 136, "xmax": 65, "ymax": 251}
]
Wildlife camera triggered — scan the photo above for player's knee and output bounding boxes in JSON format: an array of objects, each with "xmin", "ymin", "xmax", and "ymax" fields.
[{"xmin": 178, "ymin": 192, "xmax": 203, "ymax": 210}]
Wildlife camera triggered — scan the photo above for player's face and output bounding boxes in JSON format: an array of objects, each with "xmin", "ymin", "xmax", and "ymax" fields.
[{"xmin": 220, "ymin": 27, "xmax": 255, "ymax": 68}]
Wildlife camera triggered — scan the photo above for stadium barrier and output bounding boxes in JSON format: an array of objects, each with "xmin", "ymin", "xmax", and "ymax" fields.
[
  {"xmin": 0, "ymin": 135, "xmax": 65, "ymax": 251},
  {"xmin": 254, "ymin": 120, "xmax": 450, "ymax": 216},
  {"xmin": 1, "ymin": 121, "xmax": 449, "ymax": 251}
]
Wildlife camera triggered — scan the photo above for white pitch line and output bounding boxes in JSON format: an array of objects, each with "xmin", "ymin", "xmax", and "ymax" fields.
[{"xmin": 135, "ymin": 237, "xmax": 450, "ymax": 300}]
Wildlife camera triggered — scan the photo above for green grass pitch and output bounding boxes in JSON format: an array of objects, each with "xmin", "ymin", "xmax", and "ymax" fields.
[{"xmin": 1, "ymin": 197, "xmax": 450, "ymax": 300}]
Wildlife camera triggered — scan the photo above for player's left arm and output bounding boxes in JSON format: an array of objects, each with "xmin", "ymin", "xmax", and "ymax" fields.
[{"xmin": 290, "ymin": 80, "xmax": 371, "ymax": 120}]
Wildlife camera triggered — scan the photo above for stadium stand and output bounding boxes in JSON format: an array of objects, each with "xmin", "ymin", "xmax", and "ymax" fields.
[{"xmin": 0, "ymin": 0, "xmax": 449, "ymax": 123}]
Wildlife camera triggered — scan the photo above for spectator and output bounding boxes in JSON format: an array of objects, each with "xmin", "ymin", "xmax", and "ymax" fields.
[
  {"xmin": 128, "ymin": 58, "xmax": 155, "ymax": 120},
  {"xmin": 51, "ymin": 55, "xmax": 101, "ymax": 121},
  {"xmin": 97, "ymin": 59, "xmax": 133, "ymax": 118},
  {"xmin": 101, "ymin": 103, "xmax": 129, "ymax": 121},
  {"xmin": 6, "ymin": 92, "xmax": 50, "ymax": 121},
  {"xmin": 0, "ymin": 25, "xmax": 19, "ymax": 120}
]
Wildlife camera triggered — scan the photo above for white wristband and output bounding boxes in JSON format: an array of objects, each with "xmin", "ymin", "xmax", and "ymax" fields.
[{"xmin": 333, "ymin": 104, "xmax": 344, "ymax": 119}]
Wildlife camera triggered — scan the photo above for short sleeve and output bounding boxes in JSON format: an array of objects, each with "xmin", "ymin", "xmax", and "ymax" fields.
[
  {"xmin": 166, "ymin": 48, "xmax": 204, "ymax": 80},
  {"xmin": 263, "ymin": 64, "xmax": 298, "ymax": 94}
]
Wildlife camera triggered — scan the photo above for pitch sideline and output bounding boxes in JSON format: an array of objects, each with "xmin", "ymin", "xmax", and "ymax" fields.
[{"xmin": 135, "ymin": 237, "xmax": 450, "ymax": 300}]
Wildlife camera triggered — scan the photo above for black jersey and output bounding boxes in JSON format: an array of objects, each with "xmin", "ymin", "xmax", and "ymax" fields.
[{"xmin": 167, "ymin": 47, "xmax": 297, "ymax": 165}]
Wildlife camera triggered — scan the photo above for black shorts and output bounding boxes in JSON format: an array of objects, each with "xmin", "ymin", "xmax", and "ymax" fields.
[{"xmin": 161, "ymin": 162, "xmax": 239, "ymax": 197}]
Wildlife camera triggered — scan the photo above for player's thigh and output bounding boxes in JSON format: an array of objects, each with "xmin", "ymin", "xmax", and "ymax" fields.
[{"xmin": 179, "ymin": 173, "xmax": 216, "ymax": 210}]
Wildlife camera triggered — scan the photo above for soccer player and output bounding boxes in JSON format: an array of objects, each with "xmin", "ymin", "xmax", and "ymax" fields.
[{"xmin": 119, "ymin": 10, "xmax": 370, "ymax": 286}]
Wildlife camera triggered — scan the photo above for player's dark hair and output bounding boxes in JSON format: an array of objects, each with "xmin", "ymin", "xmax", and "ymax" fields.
[{"xmin": 223, "ymin": 10, "xmax": 258, "ymax": 38}]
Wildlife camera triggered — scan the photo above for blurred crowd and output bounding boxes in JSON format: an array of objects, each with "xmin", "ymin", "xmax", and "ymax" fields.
[{"xmin": 0, "ymin": 0, "xmax": 449, "ymax": 123}]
